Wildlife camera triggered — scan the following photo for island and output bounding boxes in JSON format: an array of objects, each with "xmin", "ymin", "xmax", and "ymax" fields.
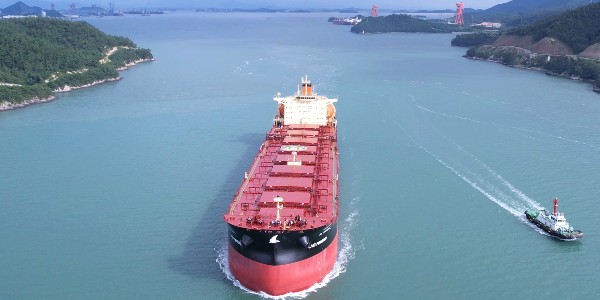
[
  {"xmin": 458, "ymin": 3, "xmax": 600, "ymax": 93},
  {"xmin": 350, "ymin": 14, "xmax": 457, "ymax": 34},
  {"xmin": 0, "ymin": 17, "xmax": 153, "ymax": 111}
]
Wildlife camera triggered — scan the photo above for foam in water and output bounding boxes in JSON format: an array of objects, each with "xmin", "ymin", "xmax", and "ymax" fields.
[
  {"xmin": 408, "ymin": 94, "xmax": 600, "ymax": 152},
  {"xmin": 434, "ymin": 136, "xmax": 575, "ymax": 239},
  {"xmin": 390, "ymin": 112, "xmax": 554, "ymax": 239},
  {"xmin": 402, "ymin": 95, "xmax": 592, "ymax": 239},
  {"xmin": 512, "ymin": 127, "xmax": 600, "ymax": 152},
  {"xmin": 461, "ymin": 90, "xmax": 600, "ymax": 130},
  {"xmin": 416, "ymin": 140, "xmax": 557, "ymax": 238},
  {"xmin": 440, "ymin": 133, "xmax": 543, "ymax": 210},
  {"xmin": 234, "ymin": 60, "xmax": 250, "ymax": 74},
  {"xmin": 402, "ymin": 96, "xmax": 594, "ymax": 239},
  {"xmin": 217, "ymin": 197, "xmax": 361, "ymax": 299},
  {"xmin": 416, "ymin": 143, "xmax": 523, "ymax": 217},
  {"xmin": 408, "ymin": 94, "xmax": 483, "ymax": 124}
]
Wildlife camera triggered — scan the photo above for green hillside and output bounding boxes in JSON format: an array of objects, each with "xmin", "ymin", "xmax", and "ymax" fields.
[
  {"xmin": 462, "ymin": 3, "xmax": 600, "ymax": 93},
  {"xmin": 485, "ymin": 0, "xmax": 592, "ymax": 14},
  {"xmin": 466, "ymin": 0, "xmax": 596, "ymax": 27},
  {"xmin": 0, "ymin": 17, "xmax": 152, "ymax": 107},
  {"xmin": 507, "ymin": 3, "xmax": 600, "ymax": 53}
]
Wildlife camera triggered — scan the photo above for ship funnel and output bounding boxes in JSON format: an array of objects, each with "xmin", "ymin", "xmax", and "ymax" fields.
[
  {"xmin": 301, "ymin": 75, "xmax": 313, "ymax": 95},
  {"xmin": 553, "ymin": 198, "xmax": 558, "ymax": 215}
]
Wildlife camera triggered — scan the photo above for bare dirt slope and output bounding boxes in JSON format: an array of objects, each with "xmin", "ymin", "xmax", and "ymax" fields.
[
  {"xmin": 579, "ymin": 43, "xmax": 600, "ymax": 59},
  {"xmin": 493, "ymin": 35, "xmax": 573, "ymax": 55},
  {"xmin": 531, "ymin": 37, "xmax": 573, "ymax": 55},
  {"xmin": 493, "ymin": 35, "xmax": 534, "ymax": 49}
]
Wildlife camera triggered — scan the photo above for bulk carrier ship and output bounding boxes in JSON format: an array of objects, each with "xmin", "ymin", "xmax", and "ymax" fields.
[{"xmin": 224, "ymin": 76, "xmax": 339, "ymax": 296}]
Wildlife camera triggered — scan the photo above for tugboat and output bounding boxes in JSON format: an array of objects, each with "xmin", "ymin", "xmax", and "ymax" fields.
[{"xmin": 525, "ymin": 198, "xmax": 583, "ymax": 240}]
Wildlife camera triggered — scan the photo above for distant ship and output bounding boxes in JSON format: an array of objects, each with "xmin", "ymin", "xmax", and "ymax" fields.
[
  {"xmin": 224, "ymin": 76, "xmax": 339, "ymax": 296},
  {"xmin": 525, "ymin": 198, "xmax": 583, "ymax": 240},
  {"xmin": 332, "ymin": 17, "xmax": 361, "ymax": 25}
]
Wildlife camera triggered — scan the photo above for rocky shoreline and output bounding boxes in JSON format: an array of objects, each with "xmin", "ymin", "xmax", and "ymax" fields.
[
  {"xmin": 0, "ymin": 96, "xmax": 57, "ymax": 111},
  {"xmin": 0, "ymin": 59, "xmax": 154, "ymax": 112},
  {"xmin": 464, "ymin": 44, "xmax": 600, "ymax": 94},
  {"xmin": 52, "ymin": 77, "xmax": 121, "ymax": 93},
  {"xmin": 466, "ymin": 55, "xmax": 600, "ymax": 94},
  {"xmin": 117, "ymin": 58, "xmax": 154, "ymax": 71}
]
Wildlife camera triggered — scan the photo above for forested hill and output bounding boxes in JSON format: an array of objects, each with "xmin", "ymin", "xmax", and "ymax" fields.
[
  {"xmin": 461, "ymin": 3, "xmax": 600, "ymax": 93},
  {"xmin": 467, "ymin": 0, "xmax": 596, "ymax": 27},
  {"xmin": 485, "ymin": 0, "xmax": 593, "ymax": 14},
  {"xmin": 350, "ymin": 14, "xmax": 454, "ymax": 34},
  {"xmin": 0, "ymin": 17, "xmax": 152, "ymax": 108},
  {"xmin": 507, "ymin": 3, "xmax": 600, "ymax": 53}
]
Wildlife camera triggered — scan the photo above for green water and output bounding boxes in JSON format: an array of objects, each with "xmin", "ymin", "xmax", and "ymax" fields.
[{"xmin": 1, "ymin": 12, "xmax": 599, "ymax": 299}]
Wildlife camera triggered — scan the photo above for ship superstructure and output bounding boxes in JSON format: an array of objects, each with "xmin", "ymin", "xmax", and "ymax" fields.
[{"xmin": 224, "ymin": 76, "xmax": 339, "ymax": 295}]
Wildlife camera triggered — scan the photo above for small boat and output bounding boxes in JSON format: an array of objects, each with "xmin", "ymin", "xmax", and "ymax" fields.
[{"xmin": 525, "ymin": 198, "xmax": 583, "ymax": 240}]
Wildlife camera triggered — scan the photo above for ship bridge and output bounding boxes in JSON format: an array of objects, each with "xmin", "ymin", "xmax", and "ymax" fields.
[{"xmin": 273, "ymin": 76, "xmax": 337, "ymax": 127}]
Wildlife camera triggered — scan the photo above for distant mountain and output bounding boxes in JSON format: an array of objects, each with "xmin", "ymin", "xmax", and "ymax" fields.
[
  {"xmin": 1, "ymin": 1, "xmax": 40, "ymax": 15},
  {"xmin": 466, "ymin": 0, "xmax": 598, "ymax": 26},
  {"xmin": 485, "ymin": 0, "xmax": 593, "ymax": 14},
  {"xmin": 1, "ymin": 1, "xmax": 63, "ymax": 17}
]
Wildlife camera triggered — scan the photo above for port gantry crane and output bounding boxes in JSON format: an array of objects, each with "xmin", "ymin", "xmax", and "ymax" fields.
[
  {"xmin": 371, "ymin": 5, "xmax": 378, "ymax": 17},
  {"xmin": 454, "ymin": 2, "xmax": 464, "ymax": 25}
]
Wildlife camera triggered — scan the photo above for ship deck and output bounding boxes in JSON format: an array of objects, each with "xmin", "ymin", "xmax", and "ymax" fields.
[{"xmin": 225, "ymin": 124, "xmax": 339, "ymax": 231}]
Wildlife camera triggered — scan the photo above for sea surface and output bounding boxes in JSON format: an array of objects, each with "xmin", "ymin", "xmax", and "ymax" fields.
[{"xmin": 1, "ymin": 12, "xmax": 600, "ymax": 299}]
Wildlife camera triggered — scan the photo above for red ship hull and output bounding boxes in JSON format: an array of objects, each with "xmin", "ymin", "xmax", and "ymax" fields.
[
  {"xmin": 228, "ymin": 235, "xmax": 338, "ymax": 296},
  {"xmin": 224, "ymin": 77, "xmax": 339, "ymax": 296}
]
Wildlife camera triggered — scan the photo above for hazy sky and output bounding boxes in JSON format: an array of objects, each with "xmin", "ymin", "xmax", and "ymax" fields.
[{"xmin": 1, "ymin": 0, "xmax": 511, "ymax": 10}]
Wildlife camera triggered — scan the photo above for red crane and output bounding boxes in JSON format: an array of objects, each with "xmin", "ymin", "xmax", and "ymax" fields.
[
  {"xmin": 454, "ymin": 2, "xmax": 464, "ymax": 25},
  {"xmin": 371, "ymin": 5, "xmax": 378, "ymax": 17}
]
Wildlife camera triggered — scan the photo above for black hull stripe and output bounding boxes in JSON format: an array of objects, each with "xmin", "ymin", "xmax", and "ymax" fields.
[{"xmin": 228, "ymin": 223, "xmax": 337, "ymax": 266}]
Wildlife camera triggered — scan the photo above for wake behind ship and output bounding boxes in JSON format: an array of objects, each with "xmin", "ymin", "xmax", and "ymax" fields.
[{"xmin": 224, "ymin": 76, "xmax": 339, "ymax": 296}]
